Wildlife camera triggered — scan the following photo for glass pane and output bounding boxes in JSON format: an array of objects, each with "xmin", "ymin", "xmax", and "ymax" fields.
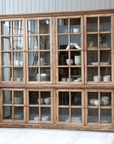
[
  {"xmin": 101, "ymin": 109, "xmax": 112, "ymax": 123},
  {"xmin": 29, "ymin": 68, "xmax": 38, "ymax": 81},
  {"xmin": 2, "ymin": 68, "xmax": 12, "ymax": 81},
  {"xmin": 28, "ymin": 36, "xmax": 38, "ymax": 50},
  {"xmin": 88, "ymin": 108, "xmax": 98, "ymax": 123},
  {"xmin": 14, "ymin": 68, "xmax": 23, "ymax": 81},
  {"xmin": 59, "ymin": 92, "xmax": 69, "ymax": 105},
  {"xmin": 71, "ymin": 92, "xmax": 81, "ymax": 106},
  {"xmin": 70, "ymin": 35, "xmax": 81, "ymax": 49},
  {"xmin": 40, "ymin": 20, "xmax": 50, "ymax": 34},
  {"xmin": 70, "ymin": 18, "xmax": 81, "ymax": 33},
  {"xmin": 71, "ymin": 68, "xmax": 81, "ymax": 82},
  {"xmin": 41, "ymin": 92, "xmax": 51, "ymax": 105},
  {"xmin": 14, "ymin": 91, "xmax": 23, "ymax": 104},
  {"xmin": 59, "ymin": 68, "xmax": 69, "ymax": 82},
  {"xmin": 2, "ymin": 37, "xmax": 12, "ymax": 50},
  {"xmin": 88, "ymin": 92, "xmax": 98, "ymax": 106},
  {"xmin": 59, "ymin": 51, "xmax": 68, "ymax": 65},
  {"xmin": 40, "ymin": 68, "xmax": 50, "ymax": 81},
  {"xmin": 14, "ymin": 107, "xmax": 23, "ymax": 120},
  {"xmin": 13, "ymin": 21, "xmax": 23, "ymax": 35},
  {"xmin": 40, "ymin": 36, "xmax": 50, "ymax": 50},
  {"xmin": 71, "ymin": 51, "xmax": 81, "ymax": 65},
  {"xmin": 29, "ymin": 107, "xmax": 39, "ymax": 121},
  {"xmin": 87, "ymin": 17, "xmax": 98, "ymax": 32},
  {"xmin": 58, "ymin": 19, "xmax": 68, "ymax": 33},
  {"xmin": 3, "ymin": 91, "xmax": 12, "ymax": 104},
  {"xmin": 59, "ymin": 35, "xmax": 68, "ymax": 50},
  {"xmin": 100, "ymin": 50, "xmax": 111, "ymax": 65},
  {"xmin": 13, "ymin": 37, "xmax": 23, "ymax": 50},
  {"xmin": 100, "ymin": 17, "xmax": 111, "ymax": 32},
  {"xmin": 100, "ymin": 67, "xmax": 111, "ymax": 82},
  {"xmin": 2, "ymin": 53, "xmax": 11, "ymax": 66},
  {"xmin": 100, "ymin": 92, "xmax": 111, "ymax": 106},
  {"xmin": 40, "ymin": 52, "xmax": 50, "ymax": 65},
  {"xmin": 59, "ymin": 108, "xmax": 69, "ymax": 122},
  {"xmin": 87, "ymin": 67, "xmax": 98, "ymax": 81},
  {"xmin": 28, "ymin": 20, "xmax": 38, "ymax": 34},
  {"xmin": 29, "ymin": 91, "xmax": 39, "ymax": 105},
  {"xmin": 14, "ymin": 52, "xmax": 23, "ymax": 66},
  {"xmin": 87, "ymin": 34, "xmax": 98, "ymax": 49},
  {"xmin": 71, "ymin": 108, "xmax": 82, "ymax": 123},
  {"xmin": 3, "ymin": 106, "xmax": 12, "ymax": 120},
  {"xmin": 2, "ymin": 21, "xmax": 11, "ymax": 35},
  {"xmin": 29, "ymin": 52, "xmax": 38, "ymax": 66},
  {"xmin": 100, "ymin": 34, "xmax": 111, "ymax": 48},
  {"xmin": 87, "ymin": 51, "xmax": 98, "ymax": 65},
  {"xmin": 41, "ymin": 107, "xmax": 51, "ymax": 121}
]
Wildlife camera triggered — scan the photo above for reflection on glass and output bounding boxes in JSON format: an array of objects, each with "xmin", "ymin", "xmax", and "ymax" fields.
[
  {"xmin": 14, "ymin": 68, "xmax": 23, "ymax": 81},
  {"xmin": 100, "ymin": 34, "xmax": 111, "ymax": 48},
  {"xmin": 87, "ymin": 34, "xmax": 98, "ymax": 49},
  {"xmin": 70, "ymin": 35, "xmax": 81, "ymax": 49},
  {"xmin": 14, "ymin": 52, "xmax": 23, "ymax": 66},
  {"xmin": 3, "ymin": 68, "xmax": 12, "ymax": 81},
  {"xmin": 41, "ymin": 92, "xmax": 51, "ymax": 105},
  {"xmin": 87, "ymin": 17, "xmax": 98, "ymax": 32},
  {"xmin": 100, "ymin": 67, "xmax": 111, "ymax": 82},
  {"xmin": 71, "ymin": 68, "xmax": 81, "ymax": 82},
  {"xmin": 3, "ymin": 106, "xmax": 12, "ymax": 120},
  {"xmin": 70, "ymin": 18, "xmax": 81, "ymax": 33},
  {"xmin": 88, "ymin": 92, "xmax": 98, "ymax": 106},
  {"xmin": 59, "ymin": 92, "xmax": 69, "ymax": 105},
  {"xmin": 59, "ymin": 68, "xmax": 69, "ymax": 82},
  {"xmin": 40, "ymin": 20, "xmax": 50, "ymax": 34},
  {"xmin": 59, "ymin": 35, "xmax": 68, "ymax": 49},
  {"xmin": 14, "ymin": 91, "xmax": 23, "ymax": 104},
  {"xmin": 100, "ymin": 17, "xmax": 111, "ymax": 32},
  {"xmin": 13, "ymin": 21, "xmax": 23, "ymax": 35},
  {"xmin": 2, "ymin": 53, "xmax": 11, "ymax": 66},
  {"xmin": 13, "ymin": 37, "xmax": 23, "ymax": 50},
  {"xmin": 71, "ymin": 51, "xmax": 81, "ymax": 65},
  {"xmin": 29, "ymin": 68, "xmax": 38, "ymax": 81},
  {"xmin": 40, "ymin": 52, "xmax": 50, "ymax": 65},
  {"xmin": 58, "ymin": 19, "xmax": 68, "ymax": 33},
  {"xmin": 100, "ymin": 50, "xmax": 111, "ymax": 65},
  {"xmin": 59, "ymin": 108, "xmax": 69, "ymax": 122},
  {"xmin": 71, "ymin": 92, "xmax": 81, "ymax": 106},
  {"xmin": 100, "ymin": 92, "xmax": 111, "ymax": 106},
  {"xmin": 2, "ymin": 21, "xmax": 11, "ymax": 35},
  {"xmin": 40, "ymin": 36, "xmax": 50, "ymax": 50},
  {"xmin": 28, "ymin": 36, "xmax": 38, "ymax": 50},
  {"xmin": 87, "ymin": 51, "xmax": 98, "ymax": 65},
  {"xmin": 101, "ymin": 109, "xmax": 112, "ymax": 123},
  {"xmin": 2, "ymin": 37, "xmax": 12, "ymax": 50},
  {"xmin": 40, "ymin": 67, "xmax": 50, "ymax": 81},
  {"xmin": 59, "ymin": 51, "xmax": 68, "ymax": 65},
  {"xmin": 41, "ymin": 107, "xmax": 51, "ymax": 121},
  {"xmin": 87, "ymin": 67, "xmax": 98, "ymax": 81},
  {"xmin": 29, "ymin": 107, "xmax": 39, "ymax": 121},
  {"xmin": 88, "ymin": 108, "xmax": 98, "ymax": 123},
  {"xmin": 29, "ymin": 52, "xmax": 38, "ymax": 66},
  {"xmin": 28, "ymin": 20, "xmax": 38, "ymax": 34},
  {"xmin": 3, "ymin": 91, "xmax": 12, "ymax": 104},
  {"xmin": 14, "ymin": 107, "xmax": 23, "ymax": 120},
  {"xmin": 29, "ymin": 91, "xmax": 39, "ymax": 105},
  {"xmin": 71, "ymin": 108, "xmax": 82, "ymax": 123}
]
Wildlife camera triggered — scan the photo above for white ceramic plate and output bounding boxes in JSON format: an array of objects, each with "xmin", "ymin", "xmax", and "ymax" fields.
[
  {"xmin": 100, "ymin": 62, "xmax": 109, "ymax": 65},
  {"xmin": 91, "ymin": 62, "xmax": 98, "ymax": 65}
]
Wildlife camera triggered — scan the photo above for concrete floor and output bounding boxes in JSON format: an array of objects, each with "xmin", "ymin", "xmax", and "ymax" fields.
[{"xmin": 0, "ymin": 128, "xmax": 114, "ymax": 144}]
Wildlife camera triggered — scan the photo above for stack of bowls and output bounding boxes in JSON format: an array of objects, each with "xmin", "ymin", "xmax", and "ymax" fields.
[
  {"xmin": 74, "ymin": 56, "xmax": 81, "ymax": 65},
  {"xmin": 42, "ymin": 116, "xmax": 49, "ymax": 121},
  {"xmin": 93, "ymin": 75, "xmax": 101, "ymax": 82},
  {"xmin": 34, "ymin": 116, "xmax": 39, "ymax": 121},
  {"xmin": 103, "ymin": 75, "xmax": 111, "ymax": 82},
  {"xmin": 101, "ymin": 96, "xmax": 109, "ymax": 105},
  {"xmin": 66, "ymin": 59, "xmax": 73, "ymax": 65},
  {"xmin": 44, "ymin": 97, "xmax": 50, "ymax": 104},
  {"xmin": 90, "ymin": 99, "xmax": 97, "ymax": 105}
]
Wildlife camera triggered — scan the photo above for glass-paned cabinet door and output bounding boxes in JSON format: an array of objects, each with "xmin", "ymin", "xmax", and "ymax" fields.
[
  {"xmin": 56, "ymin": 89, "xmax": 84, "ymax": 125},
  {"xmin": 1, "ymin": 19, "xmax": 25, "ymax": 83},
  {"xmin": 27, "ymin": 89, "xmax": 53, "ymax": 123},
  {"xmin": 1, "ymin": 89, "xmax": 26, "ymax": 122},
  {"xmin": 56, "ymin": 16, "xmax": 84, "ymax": 83},
  {"xmin": 85, "ymin": 90, "xmax": 113, "ymax": 126},
  {"xmin": 85, "ymin": 15, "xmax": 113, "ymax": 84},
  {"xmin": 27, "ymin": 18, "xmax": 52, "ymax": 83}
]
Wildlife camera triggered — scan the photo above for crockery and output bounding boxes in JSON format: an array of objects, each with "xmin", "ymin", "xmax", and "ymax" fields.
[
  {"xmin": 34, "ymin": 116, "xmax": 39, "ymax": 121},
  {"xmin": 91, "ymin": 62, "xmax": 98, "ymax": 65},
  {"xmin": 73, "ymin": 28, "xmax": 79, "ymax": 33},
  {"xmin": 38, "ymin": 98, "xmax": 44, "ymax": 104},
  {"xmin": 90, "ymin": 99, "xmax": 97, "ymax": 105},
  {"xmin": 74, "ymin": 56, "xmax": 81, "ymax": 65},
  {"xmin": 62, "ymin": 78, "xmax": 67, "ymax": 81},
  {"xmin": 14, "ymin": 96, "xmax": 23, "ymax": 104},
  {"xmin": 66, "ymin": 59, "xmax": 73, "ymax": 65},
  {"xmin": 42, "ymin": 116, "xmax": 49, "ymax": 121},
  {"xmin": 44, "ymin": 97, "xmax": 50, "ymax": 104},
  {"xmin": 100, "ymin": 62, "xmax": 109, "ymax": 65},
  {"xmin": 16, "ymin": 78, "xmax": 22, "ymax": 81},
  {"xmin": 14, "ymin": 113, "xmax": 23, "ymax": 120}
]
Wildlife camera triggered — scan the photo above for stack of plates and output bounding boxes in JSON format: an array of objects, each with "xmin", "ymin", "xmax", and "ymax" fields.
[{"xmin": 65, "ymin": 117, "xmax": 81, "ymax": 122}]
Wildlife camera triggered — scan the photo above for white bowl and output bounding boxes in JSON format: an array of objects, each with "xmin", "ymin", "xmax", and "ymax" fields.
[
  {"xmin": 44, "ymin": 97, "xmax": 50, "ymax": 104},
  {"xmin": 102, "ymin": 101, "xmax": 109, "ymax": 105},
  {"xmin": 94, "ymin": 100, "xmax": 101, "ymax": 106},
  {"xmin": 14, "ymin": 96, "xmax": 23, "ymax": 104},
  {"xmin": 61, "ymin": 78, "xmax": 67, "ymax": 81},
  {"xmin": 90, "ymin": 99, "xmax": 97, "ymax": 105},
  {"xmin": 93, "ymin": 75, "xmax": 101, "ymax": 82},
  {"xmin": 66, "ymin": 59, "xmax": 73, "ymax": 65},
  {"xmin": 14, "ymin": 113, "xmax": 23, "ymax": 120},
  {"xmin": 16, "ymin": 78, "xmax": 22, "ymax": 81},
  {"xmin": 42, "ymin": 116, "xmax": 49, "ymax": 121},
  {"xmin": 34, "ymin": 116, "xmax": 39, "ymax": 121},
  {"xmin": 74, "ymin": 56, "xmax": 81, "ymax": 65},
  {"xmin": 77, "ymin": 77, "xmax": 81, "ymax": 81},
  {"xmin": 103, "ymin": 75, "xmax": 111, "ymax": 82},
  {"xmin": 73, "ymin": 28, "xmax": 79, "ymax": 33}
]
